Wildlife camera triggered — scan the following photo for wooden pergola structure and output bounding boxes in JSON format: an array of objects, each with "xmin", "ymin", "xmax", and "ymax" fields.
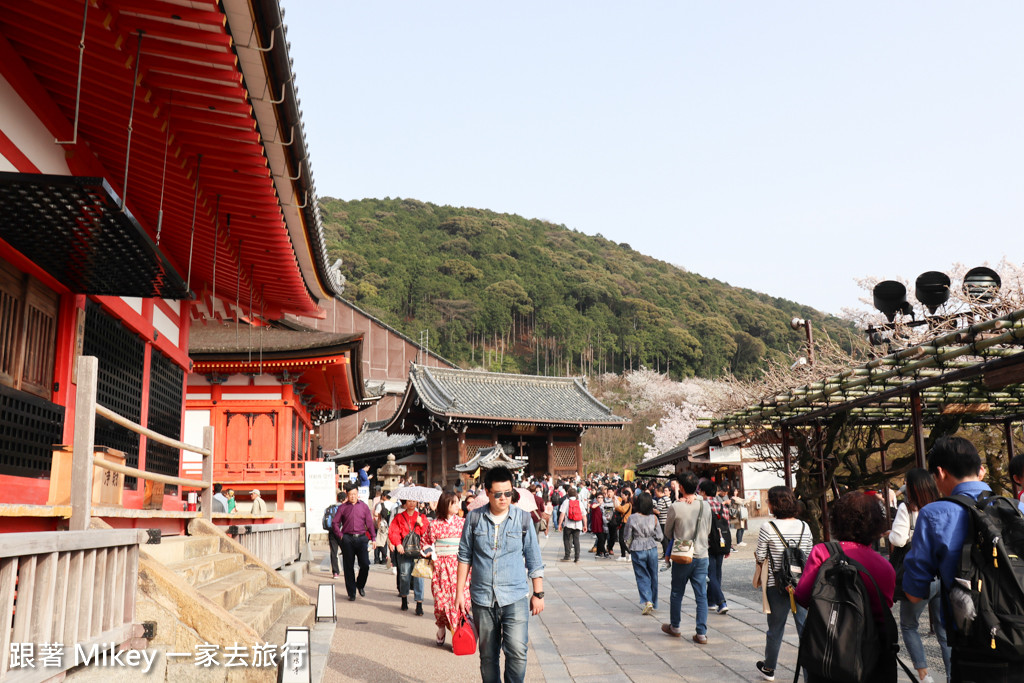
[{"xmin": 714, "ymin": 308, "xmax": 1024, "ymax": 530}]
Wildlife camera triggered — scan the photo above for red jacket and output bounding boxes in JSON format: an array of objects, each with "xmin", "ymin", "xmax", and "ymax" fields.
[
  {"xmin": 589, "ymin": 504, "xmax": 604, "ymax": 533},
  {"xmin": 388, "ymin": 509, "xmax": 428, "ymax": 548}
]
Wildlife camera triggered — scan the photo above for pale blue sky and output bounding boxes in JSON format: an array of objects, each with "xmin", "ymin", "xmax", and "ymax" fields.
[{"xmin": 283, "ymin": 1, "xmax": 1024, "ymax": 316}]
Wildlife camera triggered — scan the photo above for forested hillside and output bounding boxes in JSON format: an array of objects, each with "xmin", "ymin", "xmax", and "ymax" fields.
[{"xmin": 321, "ymin": 197, "xmax": 856, "ymax": 379}]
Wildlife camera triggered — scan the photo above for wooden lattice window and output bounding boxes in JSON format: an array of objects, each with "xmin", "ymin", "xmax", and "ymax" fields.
[
  {"xmin": 553, "ymin": 446, "xmax": 577, "ymax": 470},
  {"xmin": 0, "ymin": 260, "xmax": 58, "ymax": 399}
]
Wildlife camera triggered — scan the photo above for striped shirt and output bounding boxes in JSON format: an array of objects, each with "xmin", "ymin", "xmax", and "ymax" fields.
[
  {"xmin": 654, "ymin": 495, "xmax": 670, "ymax": 527},
  {"xmin": 755, "ymin": 518, "xmax": 812, "ymax": 588}
]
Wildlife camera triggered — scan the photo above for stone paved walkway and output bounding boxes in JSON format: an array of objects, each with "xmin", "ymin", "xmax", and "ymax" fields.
[{"xmin": 530, "ymin": 532, "xmax": 801, "ymax": 683}]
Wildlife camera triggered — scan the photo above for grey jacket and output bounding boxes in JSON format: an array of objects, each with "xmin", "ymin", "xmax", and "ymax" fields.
[
  {"xmin": 622, "ymin": 513, "xmax": 664, "ymax": 552},
  {"xmin": 665, "ymin": 498, "xmax": 712, "ymax": 559}
]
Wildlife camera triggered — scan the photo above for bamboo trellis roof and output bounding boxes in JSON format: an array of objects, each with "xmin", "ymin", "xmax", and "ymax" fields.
[{"xmin": 715, "ymin": 309, "xmax": 1024, "ymax": 428}]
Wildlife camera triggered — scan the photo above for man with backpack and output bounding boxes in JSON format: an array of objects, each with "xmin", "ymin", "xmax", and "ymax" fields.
[
  {"xmin": 558, "ymin": 487, "xmax": 588, "ymax": 562},
  {"xmin": 700, "ymin": 479, "xmax": 732, "ymax": 615},
  {"xmin": 456, "ymin": 466, "xmax": 545, "ymax": 683},
  {"xmin": 322, "ymin": 492, "xmax": 342, "ymax": 578},
  {"xmin": 904, "ymin": 436, "xmax": 1024, "ymax": 683}
]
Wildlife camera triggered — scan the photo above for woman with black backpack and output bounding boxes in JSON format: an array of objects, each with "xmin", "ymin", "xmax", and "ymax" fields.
[{"xmin": 754, "ymin": 486, "xmax": 813, "ymax": 682}]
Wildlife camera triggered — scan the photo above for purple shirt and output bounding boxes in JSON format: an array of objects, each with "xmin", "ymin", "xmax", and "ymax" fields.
[{"xmin": 332, "ymin": 500, "xmax": 375, "ymax": 540}]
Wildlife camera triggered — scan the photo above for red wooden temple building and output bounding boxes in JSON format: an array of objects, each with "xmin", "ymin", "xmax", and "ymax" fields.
[
  {"xmin": 184, "ymin": 324, "xmax": 370, "ymax": 508},
  {"xmin": 0, "ymin": 0, "xmax": 347, "ymax": 532}
]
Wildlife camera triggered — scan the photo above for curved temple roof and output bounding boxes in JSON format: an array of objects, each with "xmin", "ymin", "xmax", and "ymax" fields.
[{"xmin": 384, "ymin": 365, "xmax": 629, "ymax": 431}]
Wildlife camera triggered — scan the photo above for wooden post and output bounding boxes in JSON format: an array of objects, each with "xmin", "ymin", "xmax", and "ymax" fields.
[
  {"xmin": 441, "ymin": 434, "xmax": 448, "ymax": 488},
  {"xmin": 781, "ymin": 424, "xmax": 792, "ymax": 489},
  {"xmin": 815, "ymin": 425, "xmax": 830, "ymax": 541},
  {"xmin": 70, "ymin": 356, "xmax": 98, "ymax": 531},
  {"xmin": 201, "ymin": 426, "xmax": 214, "ymax": 521},
  {"xmin": 911, "ymin": 390, "xmax": 926, "ymax": 469},
  {"xmin": 1005, "ymin": 420, "xmax": 1018, "ymax": 499},
  {"xmin": 546, "ymin": 431, "xmax": 554, "ymax": 476}
]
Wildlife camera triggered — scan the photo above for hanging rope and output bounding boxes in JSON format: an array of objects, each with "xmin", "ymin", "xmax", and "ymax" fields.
[
  {"xmin": 156, "ymin": 91, "xmax": 172, "ymax": 245},
  {"xmin": 185, "ymin": 155, "xmax": 201, "ymax": 292},
  {"xmin": 235, "ymin": 238, "xmax": 241, "ymax": 344},
  {"xmin": 121, "ymin": 30, "xmax": 144, "ymax": 210},
  {"xmin": 259, "ymin": 284, "xmax": 265, "ymax": 374},
  {"xmin": 248, "ymin": 264, "xmax": 254, "ymax": 363},
  {"xmin": 56, "ymin": 0, "xmax": 89, "ymax": 146},
  {"xmin": 211, "ymin": 195, "xmax": 220, "ymax": 317}
]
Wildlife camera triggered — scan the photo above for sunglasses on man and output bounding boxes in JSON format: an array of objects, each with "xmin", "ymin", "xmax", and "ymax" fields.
[{"xmin": 490, "ymin": 490, "xmax": 515, "ymax": 499}]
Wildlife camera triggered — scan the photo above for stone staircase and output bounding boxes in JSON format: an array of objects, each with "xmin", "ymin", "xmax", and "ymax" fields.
[{"xmin": 133, "ymin": 521, "xmax": 315, "ymax": 681}]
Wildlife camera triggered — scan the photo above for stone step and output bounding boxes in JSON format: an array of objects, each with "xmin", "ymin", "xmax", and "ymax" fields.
[
  {"xmin": 198, "ymin": 567, "xmax": 268, "ymax": 611},
  {"xmin": 168, "ymin": 552, "xmax": 245, "ymax": 586},
  {"xmin": 143, "ymin": 535, "xmax": 220, "ymax": 565},
  {"xmin": 231, "ymin": 587, "xmax": 292, "ymax": 638},
  {"xmin": 262, "ymin": 604, "xmax": 316, "ymax": 646}
]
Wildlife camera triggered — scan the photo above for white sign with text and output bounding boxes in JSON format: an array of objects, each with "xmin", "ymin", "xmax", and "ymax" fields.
[{"xmin": 304, "ymin": 461, "xmax": 337, "ymax": 536}]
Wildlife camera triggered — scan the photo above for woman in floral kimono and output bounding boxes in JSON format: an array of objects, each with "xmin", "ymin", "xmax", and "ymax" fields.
[{"xmin": 422, "ymin": 490, "xmax": 470, "ymax": 646}]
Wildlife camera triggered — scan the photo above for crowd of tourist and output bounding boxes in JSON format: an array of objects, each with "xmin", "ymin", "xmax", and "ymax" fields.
[{"xmin": 326, "ymin": 437, "xmax": 1024, "ymax": 683}]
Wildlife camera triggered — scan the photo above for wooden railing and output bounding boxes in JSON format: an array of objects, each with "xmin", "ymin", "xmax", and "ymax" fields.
[
  {"xmin": 225, "ymin": 523, "xmax": 303, "ymax": 569},
  {"xmin": 71, "ymin": 356, "xmax": 213, "ymax": 530},
  {"xmin": 0, "ymin": 529, "xmax": 148, "ymax": 682}
]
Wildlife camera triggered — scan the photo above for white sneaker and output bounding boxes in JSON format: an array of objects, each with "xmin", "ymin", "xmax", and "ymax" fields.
[
  {"xmin": 617, "ymin": 556, "xmax": 630, "ymax": 562},
  {"xmin": 641, "ymin": 602, "xmax": 653, "ymax": 615},
  {"xmin": 920, "ymin": 676, "xmax": 935, "ymax": 683},
  {"xmin": 738, "ymin": 542, "xmax": 748, "ymax": 547}
]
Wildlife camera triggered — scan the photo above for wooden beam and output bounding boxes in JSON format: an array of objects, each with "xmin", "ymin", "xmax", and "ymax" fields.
[{"xmin": 70, "ymin": 357, "xmax": 98, "ymax": 531}]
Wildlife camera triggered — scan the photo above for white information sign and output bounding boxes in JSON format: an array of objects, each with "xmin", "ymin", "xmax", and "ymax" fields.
[{"xmin": 304, "ymin": 461, "xmax": 337, "ymax": 536}]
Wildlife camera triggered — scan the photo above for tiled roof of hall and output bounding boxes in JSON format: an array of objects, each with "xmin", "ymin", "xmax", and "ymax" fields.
[{"xmin": 397, "ymin": 364, "xmax": 629, "ymax": 427}]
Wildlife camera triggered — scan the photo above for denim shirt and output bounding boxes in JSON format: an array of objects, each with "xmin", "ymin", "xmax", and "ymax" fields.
[
  {"xmin": 902, "ymin": 480, "xmax": 991, "ymax": 600},
  {"xmin": 458, "ymin": 505, "xmax": 545, "ymax": 607}
]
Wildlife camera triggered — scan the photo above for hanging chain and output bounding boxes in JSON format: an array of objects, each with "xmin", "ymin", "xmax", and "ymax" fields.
[
  {"xmin": 56, "ymin": 0, "xmax": 89, "ymax": 145},
  {"xmin": 156, "ymin": 91, "xmax": 172, "ymax": 244},
  {"xmin": 185, "ymin": 155, "xmax": 201, "ymax": 292}
]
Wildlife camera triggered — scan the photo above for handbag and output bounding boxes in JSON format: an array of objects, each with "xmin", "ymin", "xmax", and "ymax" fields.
[
  {"xmin": 670, "ymin": 500, "xmax": 704, "ymax": 564},
  {"xmin": 452, "ymin": 614, "xmax": 477, "ymax": 656},
  {"xmin": 412, "ymin": 557, "xmax": 433, "ymax": 578},
  {"xmin": 401, "ymin": 519, "xmax": 423, "ymax": 557}
]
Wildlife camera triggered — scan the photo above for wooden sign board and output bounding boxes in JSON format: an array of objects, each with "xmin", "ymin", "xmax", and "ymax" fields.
[{"xmin": 144, "ymin": 480, "xmax": 165, "ymax": 509}]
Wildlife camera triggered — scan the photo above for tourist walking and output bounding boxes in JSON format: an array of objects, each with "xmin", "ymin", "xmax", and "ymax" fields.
[
  {"xmin": 249, "ymin": 488, "xmax": 267, "ymax": 514},
  {"xmin": 590, "ymin": 492, "xmax": 608, "ymax": 557},
  {"xmin": 422, "ymin": 491, "xmax": 470, "ymax": 646},
  {"xmin": 623, "ymin": 492, "xmax": 663, "ymax": 615},
  {"xmin": 700, "ymin": 479, "xmax": 731, "ymax": 614},
  {"xmin": 331, "ymin": 483, "xmax": 375, "ymax": 601},
  {"xmin": 456, "ymin": 466, "xmax": 545, "ymax": 683},
  {"xmin": 558, "ymin": 487, "xmax": 587, "ymax": 562},
  {"xmin": 888, "ymin": 468, "xmax": 950, "ymax": 683},
  {"xmin": 388, "ymin": 496, "xmax": 429, "ymax": 615},
  {"xmin": 614, "ymin": 488, "xmax": 633, "ymax": 561},
  {"xmin": 794, "ymin": 491, "xmax": 896, "ymax": 683},
  {"xmin": 753, "ymin": 486, "xmax": 812, "ymax": 682},
  {"xmin": 904, "ymin": 436, "xmax": 1024, "ymax": 683},
  {"xmin": 661, "ymin": 472, "xmax": 712, "ymax": 644},
  {"xmin": 729, "ymin": 487, "xmax": 748, "ymax": 546}
]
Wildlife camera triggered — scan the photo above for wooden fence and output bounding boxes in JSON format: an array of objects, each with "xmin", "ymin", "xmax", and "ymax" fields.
[
  {"xmin": 226, "ymin": 523, "xmax": 303, "ymax": 569},
  {"xmin": 0, "ymin": 529, "xmax": 149, "ymax": 682},
  {"xmin": 71, "ymin": 356, "xmax": 213, "ymax": 529}
]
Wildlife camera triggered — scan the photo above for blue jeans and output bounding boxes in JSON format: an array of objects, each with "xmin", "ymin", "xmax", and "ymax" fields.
[
  {"xmin": 764, "ymin": 585, "xmax": 806, "ymax": 670},
  {"xmin": 706, "ymin": 553, "xmax": 726, "ymax": 608},
  {"xmin": 900, "ymin": 578, "xmax": 950, "ymax": 677},
  {"xmin": 669, "ymin": 556, "xmax": 709, "ymax": 635},
  {"xmin": 396, "ymin": 555, "xmax": 424, "ymax": 602},
  {"xmin": 631, "ymin": 547, "xmax": 659, "ymax": 608},
  {"xmin": 473, "ymin": 598, "xmax": 530, "ymax": 683}
]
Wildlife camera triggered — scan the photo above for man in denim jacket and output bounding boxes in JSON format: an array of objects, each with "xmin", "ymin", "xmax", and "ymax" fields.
[{"xmin": 456, "ymin": 466, "xmax": 545, "ymax": 683}]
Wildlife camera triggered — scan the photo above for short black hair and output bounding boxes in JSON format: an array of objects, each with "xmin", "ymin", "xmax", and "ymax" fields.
[
  {"xmin": 1010, "ymin": 454, "xmax": 1024, "ymax": 483},
  {"xmin": 698, "ymin": 480, "xmax": 717, "ymax": 497},
  {"xmin": 484, "ymin": 466, "xmax": 514, "ymax": 490},
  {"xmin": 213, "ymin": 483, "xmax": 223, "ymax": 494},
  {"xmin": 927, "ymin": 436, "xmax": 981, "ymax": 479},
  {"xmin": 678, "ymin": 472, "xmax": 699, "ymax": 495},
  {"xmin": 343, "ymin": 482, "xmax": 358, "ymax": 493},
  {"xmin": 634, "ymin": 492, "xmax": 654, "ymax": 516}
]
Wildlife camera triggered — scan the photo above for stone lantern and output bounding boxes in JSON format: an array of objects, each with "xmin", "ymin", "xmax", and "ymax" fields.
[{"xmin": 377, "ymin": 453, "xmax": 406, "ymax": 493}]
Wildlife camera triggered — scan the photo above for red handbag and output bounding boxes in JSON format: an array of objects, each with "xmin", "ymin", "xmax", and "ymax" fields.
[{"xmin": 452, "ymin": 614, "xmax": 477, "ymax": 656}]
